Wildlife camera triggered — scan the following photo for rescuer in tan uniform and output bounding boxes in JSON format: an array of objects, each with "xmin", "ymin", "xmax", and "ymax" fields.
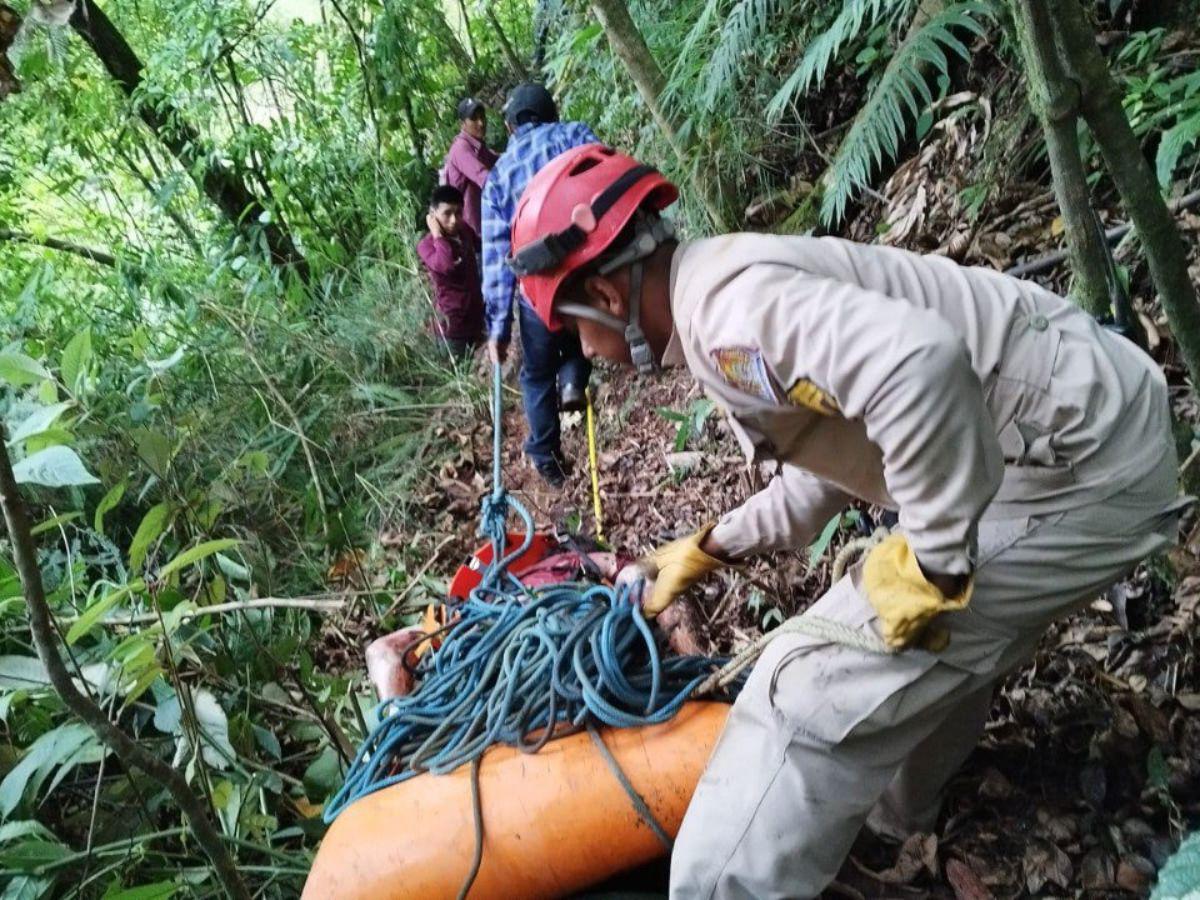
[{"xmin": 505, "ymin": 143, "xmax": 1186, "ymax": 898}]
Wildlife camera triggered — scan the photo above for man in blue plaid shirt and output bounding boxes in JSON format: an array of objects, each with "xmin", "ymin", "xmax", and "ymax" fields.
[{"xmin": 481, "ymin": 83, "xmax": 599, "ymax": 487}]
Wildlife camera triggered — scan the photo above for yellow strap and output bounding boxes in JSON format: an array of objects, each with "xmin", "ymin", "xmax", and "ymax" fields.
[{"xmin": 585, "ymin": 388, "xmax": 605, "ymax": 544}]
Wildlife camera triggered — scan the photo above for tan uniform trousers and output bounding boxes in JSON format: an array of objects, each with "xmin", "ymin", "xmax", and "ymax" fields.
[{"xmin": 670, "ymin": 448, "xmax": 1182, "ymax": 899}]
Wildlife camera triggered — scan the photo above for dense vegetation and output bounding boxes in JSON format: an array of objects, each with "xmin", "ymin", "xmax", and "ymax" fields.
[{"xmin": 0, "ymin": 0, "xmax": 1198, "ymax": 896}]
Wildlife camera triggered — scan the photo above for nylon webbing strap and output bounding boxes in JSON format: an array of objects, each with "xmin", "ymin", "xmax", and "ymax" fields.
[{"xmin": 586, "ymin": 723, "xmax": 674, "ymax": 852}]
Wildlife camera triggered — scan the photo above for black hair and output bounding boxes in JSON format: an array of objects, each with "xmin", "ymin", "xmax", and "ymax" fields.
[
  {"xmin": 503, "ymin": 83, "xmax": 559, "ymax": 129},
  {"xmin": 430, "ymin": 185, "xmax": 464, "ymax": 209}
]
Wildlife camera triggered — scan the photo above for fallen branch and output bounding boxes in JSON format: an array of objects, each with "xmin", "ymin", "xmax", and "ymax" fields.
[
  {"xmin": 1005, "ymin": 186, "xmax": 1200, "ymax": 279},
  {"xmin": 0, "ymin": 228, "xmax": 119, "ymax": 267},
  {"xmin": 0, "ymin": 428, "xmax": 251, "ymax": 900}
]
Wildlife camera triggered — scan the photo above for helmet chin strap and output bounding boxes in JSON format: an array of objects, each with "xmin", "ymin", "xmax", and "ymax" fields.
[{"xmin": 556, "ymin": 216, "xmax": 673, "ymax": 375}]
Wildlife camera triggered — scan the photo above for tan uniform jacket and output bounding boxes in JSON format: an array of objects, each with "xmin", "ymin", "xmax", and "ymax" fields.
[{"xmin": 667, "ymin": 235, "xmax": 1167, "ymax": 576}]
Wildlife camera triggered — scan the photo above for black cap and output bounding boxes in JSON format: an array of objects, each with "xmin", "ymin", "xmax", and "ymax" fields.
[
  {"xmin": 456, "ymin": 96, "xmax": 484, "ymax": 120},
  {"xmin": 502, "ymin": 83, "xmax": 558, "ymax": 128}
]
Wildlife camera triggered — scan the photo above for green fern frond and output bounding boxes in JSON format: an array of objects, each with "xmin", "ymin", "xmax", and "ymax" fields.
[
  {"xmin": 700, "ymin": 0, "xmax": 791, "ymax": 112},
  {"xmin": 1151, "ymin": 832, "xmax": 1200, "ymax": 900},
  {"xmin": 819, "ymin": 2, "xmax": 991, "ymax": 225},
  {"xmin": 766, "ymin": 0, "xmax": 909, "ymax": 121},
  {"xmin": 662, "ymin": 0, "xmax": 723, "ymax": 107}
]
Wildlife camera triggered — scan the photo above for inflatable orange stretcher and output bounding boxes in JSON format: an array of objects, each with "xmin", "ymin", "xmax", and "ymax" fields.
[{"xmin": 303, "ymin": 701, "xmax": 729, "ymax": 899}]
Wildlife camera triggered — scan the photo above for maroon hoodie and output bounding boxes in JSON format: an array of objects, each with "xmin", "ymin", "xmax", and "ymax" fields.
[{"xmin": 416, "ymin": 224, "xmax": 484, "ymax": 342}]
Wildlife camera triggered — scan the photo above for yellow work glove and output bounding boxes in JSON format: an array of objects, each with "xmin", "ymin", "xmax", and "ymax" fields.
[
  {"xmin": 617, "ymin": 524, "xmax": 724, "ymax": 617},
  {"xmin": 862, "ymin": 533, "xmax": 973, "ymax": 650}
]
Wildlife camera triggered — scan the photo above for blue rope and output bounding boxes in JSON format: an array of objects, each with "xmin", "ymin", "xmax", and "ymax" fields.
[{"xmin": 323, "ymin": 364, "xmax": 742, "ymax": 823}]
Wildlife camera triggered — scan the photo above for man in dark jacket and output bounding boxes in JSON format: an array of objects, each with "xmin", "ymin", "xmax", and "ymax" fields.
[
  {"xmin": 442, "ymin": 97, "xmax": 498, "ymax": 245},
  {"xmin": 417, "ymin": 185, "xmax": 484, "ymax": 358}
]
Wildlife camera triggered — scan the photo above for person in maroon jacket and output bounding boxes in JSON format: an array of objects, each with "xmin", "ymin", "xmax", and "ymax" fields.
[
  {"xmin": 442, "ymin": 97, "xmax": 498, "ymax": 244},
  {"xmin": 417, "ymin": 185, "xmax": 484, "ymax": 358}
]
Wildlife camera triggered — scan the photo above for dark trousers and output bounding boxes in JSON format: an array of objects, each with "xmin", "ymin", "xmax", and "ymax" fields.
[{"xmin": 518, "ymin": 301, "xmax": 591, "ymax": 465}]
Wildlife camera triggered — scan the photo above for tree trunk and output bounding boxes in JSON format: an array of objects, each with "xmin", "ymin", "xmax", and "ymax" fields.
[
  {"xmin": 587, "ymin": 0, "xmax": 728, "ymax": 231},
  {"xmin": 69, "ymin": 1, "xmax": 308, "ymax": 278},
  {"xmin": 1050, "ymin": 0, "xmax": 1200, "ymax": 386},
  {"xmin": 484, "ymin": 5, "xmax": 528, "ymax": 80},
  {"xmin": 0, "ymin": 3, "xmax": 20, "ymax": 99},
  {"xmin": 0, "ymin": 431, "xmax": 252, "ymax": 900},
  {"xmin": 1010, "ymin": 0, "xmax": 1109, "ymax": 316},
  {"xmin": 420, "ymin": 3, "xmax": 473, "ymax": 75},
  {"xmin": 456, "ymin": 0, "xmax": 478, "ymax": 62}
]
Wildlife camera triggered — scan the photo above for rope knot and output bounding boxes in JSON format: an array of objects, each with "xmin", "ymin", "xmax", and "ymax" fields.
[{"xmin": 479, "ymin": 491, "xmax": 509, "ymax": 537}]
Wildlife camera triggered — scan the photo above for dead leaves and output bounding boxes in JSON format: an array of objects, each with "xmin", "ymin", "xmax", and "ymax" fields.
[
  {"xmin": 1022, "ymin": 838, "xmax": 1073, "ymax": 894},
  {"xmin": 945, "ymin": 858, "xmax": 993, "ymax": 900},
  {"xmin": 877, "ymin": 833, "xmax": 940, "ymax": 885}
]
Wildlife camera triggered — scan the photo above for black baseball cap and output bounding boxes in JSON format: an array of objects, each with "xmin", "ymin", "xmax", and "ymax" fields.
[
  {"xmin": 502, "ymin": 83, "xmax": 558, "ymax": 128},
  {"xmin": 456, "ymin": 97, "xmax": 485, "ymax": 120}
]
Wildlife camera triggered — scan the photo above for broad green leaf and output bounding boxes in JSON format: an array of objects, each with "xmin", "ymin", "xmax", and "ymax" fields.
[
  {"xmin": 8, "ymin": 403, "xmax": 73, "ymax": 447},
  {"xmin": 0, "ymin": 839, "xmax": 71, "ymax": 871},
  {"xmin": 11, "ymin": 447, "xmax": 99, "ymax": 488},
  {"xmin": 30, "ymin": 511, "xmax": 81, "ymax": 537},
  {"xmin": 60, "ymin": 329, "xmax": 92, "ymax": 393},
  {"xmin": 146, "ymin": 347, "xmax": 185, "ymax": 376},
  {"xmin": 158, "ymin": 539, "xmax": 239, "ymax": 580},
  {"xmin": 24, "ymin": 429, "xmax": 73, "ymax": 453},
  {"xmin": 153, "ymin": 691, "xmax": 182, "ymax": 734},
  {"xmin": 65, "ymin": 581, "xmax": 143, "ymax": 645},
  {"xmin": 808, "ymin": 513, "xmax": 843, "ymax": 566},
  {"xmin": 0, "ymin": 821, "xmax": 55, "ymax": 845},
  {"xmin": 0, "ymin": 353, "xmax": 50, "ymax": 388},
  {"xmin": 94, "ymin": 481, "xmax": 126, "ymax": 535},
  {"xmin": 1, "ymin": 875, "xmax": 53, "ymax": 900},
  {"xmin": 168, "ymin": 689, "xmax": 235, "ymax": 770},
  {"xmin": 0, "ymin": 654, "xmax": 114, "ymax": 697},
  {"xmin": 303, "ymin": 746, "xmax": 342, "ymax": 799},
  {"xmin": 129, "ymin": 503, "xmax": 170, "ymax": 572},
  {"xmin": 253, "ymin": 724, "xmax": 281, "ymax": 761},
  {"xmin": 0, "ymin": 657, "xmax": 48, "ymax": 691},
  {"xmin": 134, "ymin": 430, "xmax": 173, "ymax": 478},
  {"xmin": 0, "ymin": 723, "xmax": 94, "ymax": 818},
  {"xmin": 102, "ymin": 882, "xmax": 177, "ymax": 900},
  {"xmin": 216, "ymin": 553, "xmax": 251, "ymax": 583}
]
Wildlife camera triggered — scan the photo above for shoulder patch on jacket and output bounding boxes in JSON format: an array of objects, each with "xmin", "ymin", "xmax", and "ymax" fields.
[
  {"xmin": 786, "ymin": 378, "xmax": 840, "ymax": 416},
  {"xmin": 711, "ymin": 347, "xmax": 777, "ymax": 401}
]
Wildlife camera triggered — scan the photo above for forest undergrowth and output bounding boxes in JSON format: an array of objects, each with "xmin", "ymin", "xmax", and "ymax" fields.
[{"xmin": 1, "ymin": 0, "xmax": 1199, "ymax": 896}]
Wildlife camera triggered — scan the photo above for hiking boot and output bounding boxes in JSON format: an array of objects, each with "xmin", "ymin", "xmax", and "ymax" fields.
[
  {"xmin": 533, "ymin": 455, "xmax": 569, "ymax": 488},
  {"xmin": 558, "ymin": 382, "xmax": 586, "ymax": 414}
]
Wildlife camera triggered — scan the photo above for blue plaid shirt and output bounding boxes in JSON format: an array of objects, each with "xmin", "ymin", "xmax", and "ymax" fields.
[{"xmin": 481, "ymin": 121, "xmax": 601, "ymax": 342}]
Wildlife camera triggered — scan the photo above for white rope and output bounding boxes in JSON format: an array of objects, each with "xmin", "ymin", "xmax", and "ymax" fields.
[{"xmin": 694, "ymin": 527, "xmax": 894, "ymax": 697}]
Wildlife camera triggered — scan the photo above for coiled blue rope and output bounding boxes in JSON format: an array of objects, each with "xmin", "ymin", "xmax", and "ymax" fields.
[{"xmin": 324, "ymin": 364, "xmax": 740, "ymax": 823}]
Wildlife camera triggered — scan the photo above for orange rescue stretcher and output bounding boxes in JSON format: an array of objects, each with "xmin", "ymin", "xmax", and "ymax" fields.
[
  {"xmin": 303, "ymin": 702, "xmax": 728, "ymax": 898},
  {"xmin": 303, "ymin": 533, "xmax": 729, "ymax": 898}
]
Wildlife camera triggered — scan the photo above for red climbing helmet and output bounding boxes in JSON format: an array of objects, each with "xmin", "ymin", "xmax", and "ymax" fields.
[{"xmin": 508, "ymin": 144, "xmax": 678, "ymax": 331}]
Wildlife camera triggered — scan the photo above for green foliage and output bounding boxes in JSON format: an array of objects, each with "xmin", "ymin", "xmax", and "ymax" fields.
[
  {"xmin": 779, "ymin": 1, "xmax": 993, "ymax": 224},
  {"xmin": 768, "ymin": 0, "xmax": 911, "ymax": 112},
  {"xmin": 1151, "ymin": 832, "xmax": 1200, "ymax": 900},
  {"xmin": 1114, "ymin": 29, "xmax": 1200, "ymax": 188},
  {"xmin": 695, "ymin": 0, "xmax": 786, "ymax": 113},
  {"xmin": 656, "ymin": 398, "xmax": 716, "ymax": 452},
  {"xmin": 0, "ymin": 0, "xmax": 504, "ymax": 892}
]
